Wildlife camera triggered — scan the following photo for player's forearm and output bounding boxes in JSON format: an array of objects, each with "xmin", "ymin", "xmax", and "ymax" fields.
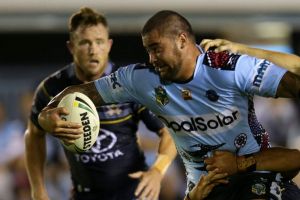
[
  {"xmin": 24, "ymin": 129, "xmax": 48, "ymax": 197},
  {"xmin": 47, "ymin": 82, "xmax": 102, "ymax": 108},
  {"xmin": 201, "ymin": 39, "xmax": 300, "ymax": 75},
  {"xmin": 239, "ymin": 46, "xmax": 300, "ymax": 76},
  {"xmin": 237, "ymin": 147, "xmax": 300, "ymax": 173},
  {"xmin": 38, "ymin": 82, "xmax": 104, "ymax": 132},
  {"xmin": 151, "ymin": 127, "xmax": 177, "ymax": 175},
  {"xmin": 254, "ymin": 147, "xmax": 300, "ymax": 172}
]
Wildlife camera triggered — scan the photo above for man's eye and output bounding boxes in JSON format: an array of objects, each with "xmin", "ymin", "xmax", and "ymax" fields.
[
  {"xmin": 96, "ymin": 40, "xmax": 104, "ymax": 45},
  {"xmin": 79, "ymin": 40, "xmax": 89, "ymax": 45},
  {"xmin": 154, "ymin": 48, "xmax": 161, "ymax": 54}
]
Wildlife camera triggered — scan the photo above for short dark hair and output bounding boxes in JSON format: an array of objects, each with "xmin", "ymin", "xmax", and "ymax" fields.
[
  {"xmin": 68, "ymin": 7, "xmax": 109, "ymax": 40},
  {"xmin": 142, "ymin": 10, "xmax": 195, "ymax": 42}
]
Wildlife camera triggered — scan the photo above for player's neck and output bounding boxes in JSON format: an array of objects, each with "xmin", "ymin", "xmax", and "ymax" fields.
[
  {"xmin": 74, "ymin": 65, "xmax": 105, "ymax": 83},
  {"xmin": 180, "ymin": 45, "xmax": 201, "ymax": 81}
]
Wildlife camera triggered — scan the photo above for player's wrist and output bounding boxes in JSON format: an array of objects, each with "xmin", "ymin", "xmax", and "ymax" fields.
[
  {"xmin": 31, "ymin": 188, "xmax": 49, "ymax": 200},
  {"xmin": 236, "ymin": 154, "xmax": 257, "ymax": 172},
  {"xmin": 152, "ymin": 154, "xmax": 172, "ymax": 176}
]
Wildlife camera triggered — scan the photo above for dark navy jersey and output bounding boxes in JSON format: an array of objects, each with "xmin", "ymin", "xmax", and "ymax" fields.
[{"xmin": 30, "ymin": 62, "xmax": 164, "ymax": 191}]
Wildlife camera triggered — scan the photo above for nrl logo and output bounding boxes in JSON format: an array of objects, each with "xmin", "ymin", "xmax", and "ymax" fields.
[
  {"xmin": 155, "ymin": 86, "xmax": 169, "ymax": 106},
  {"xmin": 181, "ymin": 89, "xmax": 192, "ymax": 100}
]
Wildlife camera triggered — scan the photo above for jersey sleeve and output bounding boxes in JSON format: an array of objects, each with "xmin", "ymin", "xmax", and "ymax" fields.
[
  {"xmin": 94, "ymin": 64, "xmax": 140, "ymax": 104},
  {"xmin": 30, "ymin": 81, "xmax": 52, "ymax": 130},
  {"xmin": 138, "ymin": 106, "xmax": 164, "ymax": 133},
  {"xmin": 235, "ymin": 55, "xmax": 287, "ymax": 97}
]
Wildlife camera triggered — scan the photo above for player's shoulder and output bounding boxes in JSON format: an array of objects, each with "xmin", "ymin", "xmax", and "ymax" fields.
[
  {"xmin": 132, "ymin": 63, "xmax": 151, "ymax": 70},
  {"xmin": 203, "ymin": 50, "xmax": 241, "ymax": 71},
  {"xmin": 118, "ymin": 63, "xmax": 157, "ymax": 74},
  {"xmin": 40, "ymin": 63, "xmax": 75, "ymax": 95},
  {"xmin": 46, "ymin": 63, "xmax": 74, "ymax": 82}
]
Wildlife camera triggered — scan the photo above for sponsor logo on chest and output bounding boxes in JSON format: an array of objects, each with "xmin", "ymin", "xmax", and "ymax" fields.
[
  {"xmin": 158, "ymin": 109, "xmax": 241, "ymax": 134},
  {"xmin": 74, "ymin": 129, "xmax": 124, "ymax": 163}
]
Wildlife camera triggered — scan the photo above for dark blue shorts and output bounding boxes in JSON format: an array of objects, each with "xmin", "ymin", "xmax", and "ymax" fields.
[
  {"xmin": 201, "ymin": 172, "xmax": 300, "ymax": 200},
  {"xmin": 281, "ymin": 180, "xmax": 300, "ymax": 200},
  {"xmin": 71, "ymin": 179, "xmax": 139, "ymax": 200}
]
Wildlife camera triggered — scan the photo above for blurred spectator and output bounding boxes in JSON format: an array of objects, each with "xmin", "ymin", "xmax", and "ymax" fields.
[
  {"xmin": 0, "ymin": 101, "xmax": 28, "ymax": 200},
  {"xmin": 254, "ymin": 97, "xmax": 299, "ymax": 147},
  {"xmin": 19, "ymin": 90, "xmax": 35, "ymax": 125},
  {"xmin": 254, "ymin": 97, "xmax": 300, "ymax": 187}
]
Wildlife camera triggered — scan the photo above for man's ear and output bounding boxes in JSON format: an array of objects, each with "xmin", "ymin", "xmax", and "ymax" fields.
[
  {"xmin": 108, "ymin": 39, "xmax": 113, "ymax": 52},
  {"xmin": 177, "ymin": 32, "xmax": 188, "ymax": 49},
  {"xmin": 66, "ymin": 40, "xmax": 73, "ymax": 54}
]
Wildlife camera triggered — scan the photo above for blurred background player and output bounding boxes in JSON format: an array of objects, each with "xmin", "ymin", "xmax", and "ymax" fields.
[{"xmin": 24, "ymin": 7, "xmax": 177, "ymax": 200}]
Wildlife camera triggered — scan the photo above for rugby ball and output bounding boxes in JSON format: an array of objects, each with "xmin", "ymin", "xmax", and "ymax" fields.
[{"xmin": 57, "ymin": 92, "xmax": 100, "ymax": 153}]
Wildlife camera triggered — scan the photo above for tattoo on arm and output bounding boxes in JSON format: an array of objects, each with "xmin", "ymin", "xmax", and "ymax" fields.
[
  {"xmin": 82, "ymin": 83, "xmax": 104, "ymax": 107},
  {"xmin": 236, "ymin": 155, "xmax": 257, "ymax": 172}
]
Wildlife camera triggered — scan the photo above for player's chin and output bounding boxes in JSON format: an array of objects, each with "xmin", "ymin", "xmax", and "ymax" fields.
[
  {"xmin": 85, "ymin": 65, "xmax": 102, "ymax": 75},
  {"xmin": 159, "ymin": 73, "xmax": 173, "ymax": 82}
]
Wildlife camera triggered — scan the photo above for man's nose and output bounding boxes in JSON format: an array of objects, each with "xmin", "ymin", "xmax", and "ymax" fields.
[
  {"xmin": 89, "ymin": 42, "xmax": 97, "ymax": 55},
  {"xmin": 149, "ymin": 53, "xmax": 157, "ymax": 64}
]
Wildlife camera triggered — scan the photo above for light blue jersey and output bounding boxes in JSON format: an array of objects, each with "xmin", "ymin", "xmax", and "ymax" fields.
[{"xmin": 94, "ymin": 51, "xmax": 287, "ymax": 189}]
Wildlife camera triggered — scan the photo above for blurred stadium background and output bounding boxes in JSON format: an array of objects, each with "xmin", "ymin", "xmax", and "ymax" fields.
[{"xmin": 0, "ymin": 1, "xmax": 300, "ymax": 199}]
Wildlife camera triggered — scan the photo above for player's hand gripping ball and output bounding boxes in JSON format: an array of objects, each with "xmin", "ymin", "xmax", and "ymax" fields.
[{"xmin": 58, "ymin": 92, "xmax": 100, "ymax": 153}]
